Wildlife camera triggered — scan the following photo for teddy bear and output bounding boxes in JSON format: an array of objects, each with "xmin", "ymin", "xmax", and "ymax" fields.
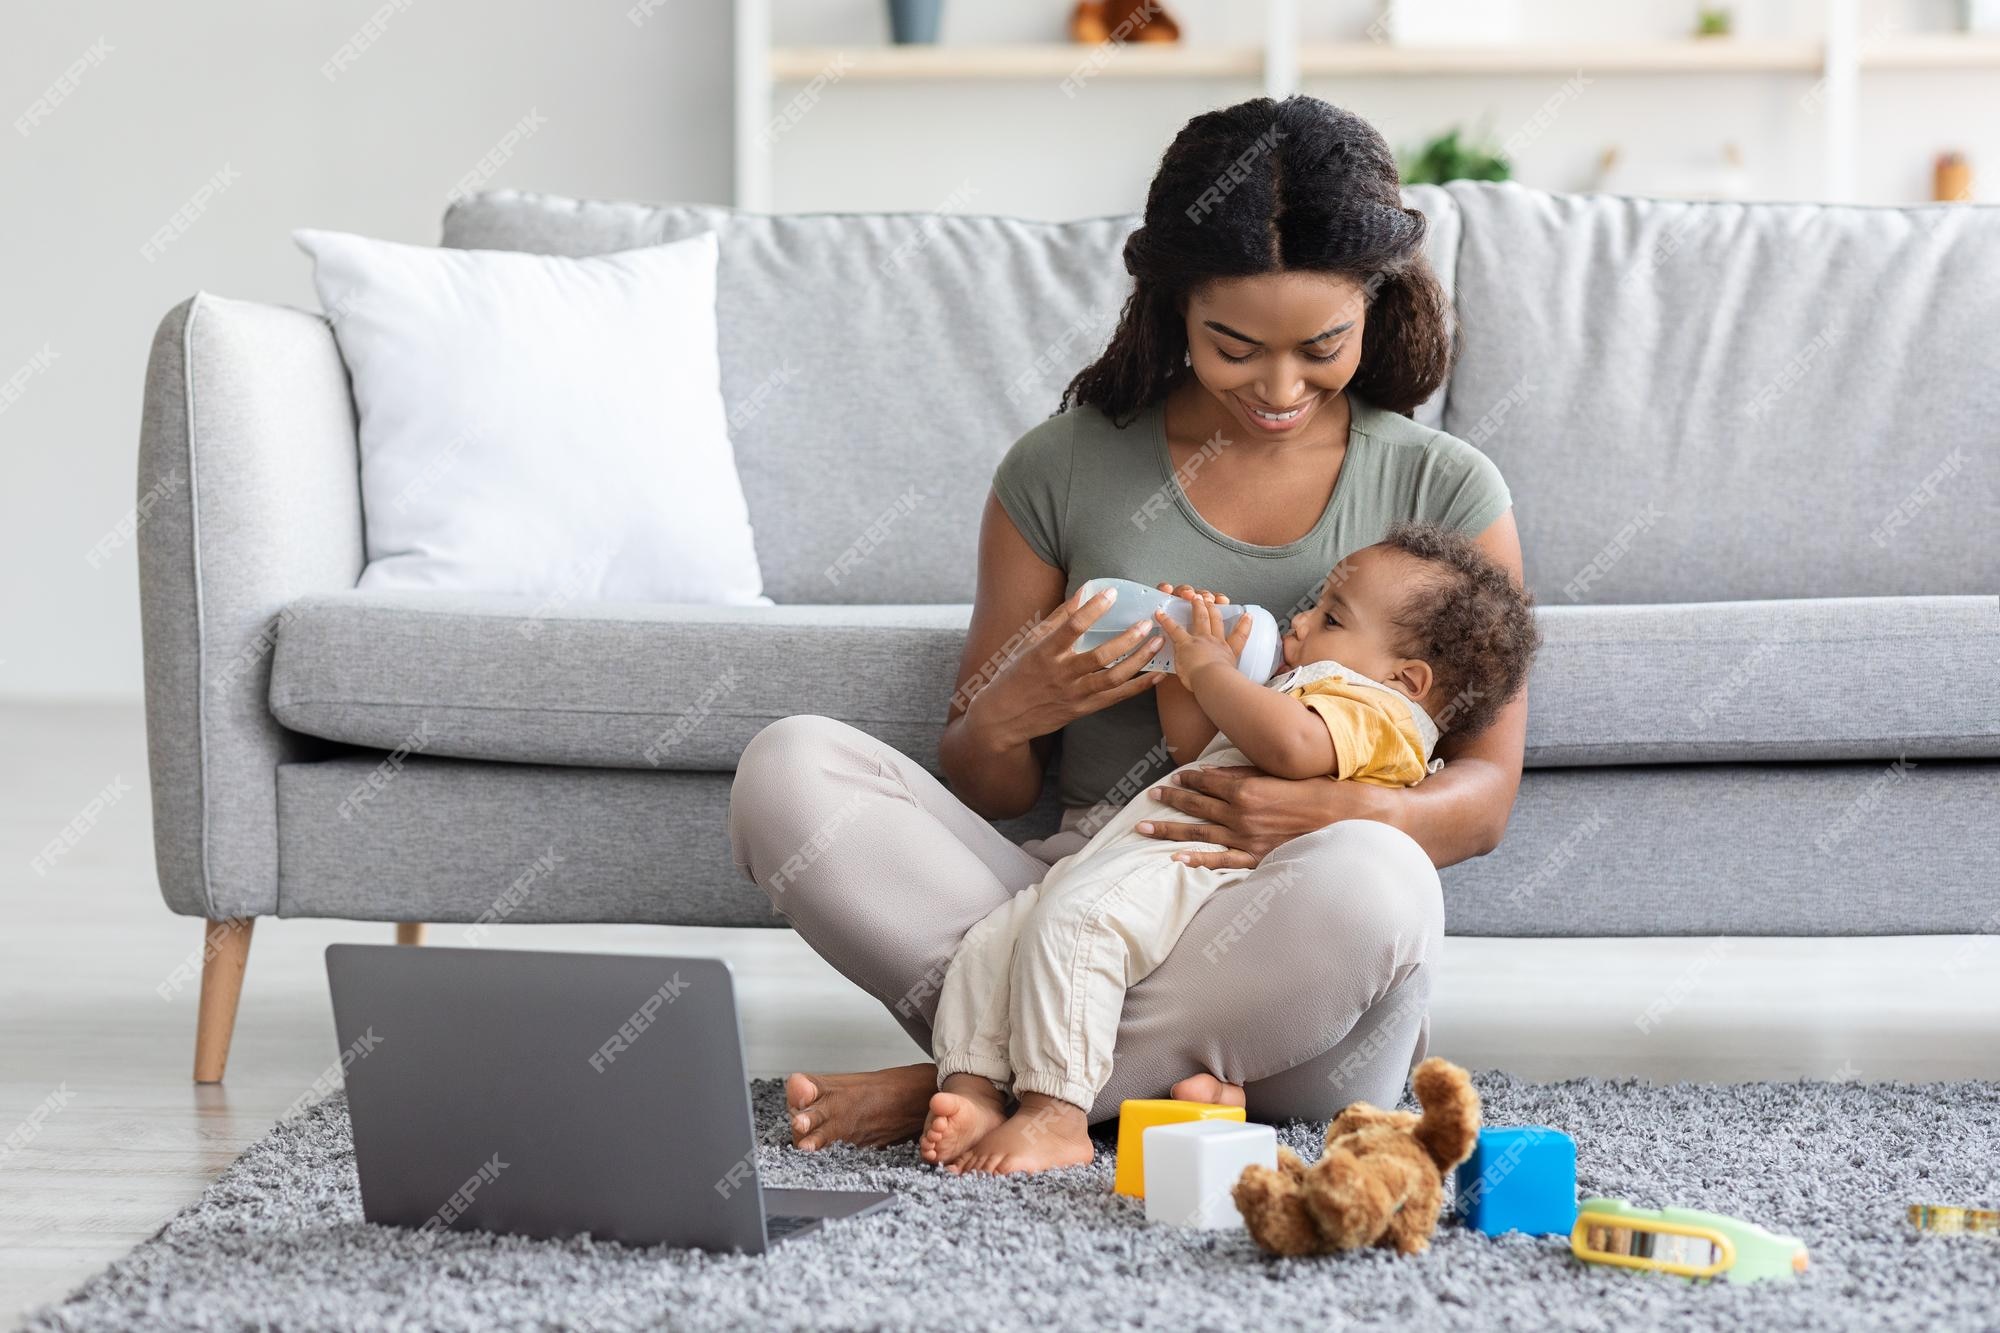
[{"xmin": 1232, "ymin": 1057, "xmax": 1482, "ymax": 1257}]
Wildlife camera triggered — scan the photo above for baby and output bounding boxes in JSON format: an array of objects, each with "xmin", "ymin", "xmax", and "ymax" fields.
[{"xmin": 920, "ymin": 521, "xmax": 1540, "ymax": 1174}]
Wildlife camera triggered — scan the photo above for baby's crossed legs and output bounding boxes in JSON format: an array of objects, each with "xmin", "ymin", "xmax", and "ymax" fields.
[{"xmin": 924, "ymin": 822, "xmax": 1252, "ymax": 1172}]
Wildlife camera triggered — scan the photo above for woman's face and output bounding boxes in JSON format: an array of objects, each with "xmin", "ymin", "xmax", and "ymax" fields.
[{"xmin": 1181, "ymin": 270, "xmax": 1369, "ymax": 441}]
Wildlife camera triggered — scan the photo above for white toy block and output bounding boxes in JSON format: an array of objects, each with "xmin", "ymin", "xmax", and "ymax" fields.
[{"xmin": 1142, "ymin": 1120, "xmax": 1278, "ymax": 1229}]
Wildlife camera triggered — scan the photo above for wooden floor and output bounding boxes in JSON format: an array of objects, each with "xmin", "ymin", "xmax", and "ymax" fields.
[{"xmin": 4, "ymin": 700, "xmax": 1996, "ymax": 1327}]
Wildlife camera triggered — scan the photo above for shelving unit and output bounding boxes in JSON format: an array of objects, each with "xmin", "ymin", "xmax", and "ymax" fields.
[
  {"xmin": 763, "ymin": 38, "xmax": 1843, "ymax": 82},
  {"xmin": 734, "ymin": 0, "xmax": 1999, "ymax": 210},
  {"xmin": 1862, "ymin": 32, "xmax": 2000, "ymax": 67},
  {"xmin": 766, "ymin": 43, "xmax": 1263, "ymax": 81},
  {"xmin": 1296, "ymin": 38, "xmax": 1825, "ymax": 74}
]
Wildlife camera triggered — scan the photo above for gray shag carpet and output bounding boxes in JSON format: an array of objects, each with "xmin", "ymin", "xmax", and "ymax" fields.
[{"xmin": 23, "ymin": 1074, "xmax": 2000, "ymax": 1332}]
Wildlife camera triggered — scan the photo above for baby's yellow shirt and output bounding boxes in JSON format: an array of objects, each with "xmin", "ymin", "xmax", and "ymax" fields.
[{"xmin": 1282, "ymin": 662, "xmax": 1439, "ymax": 788}]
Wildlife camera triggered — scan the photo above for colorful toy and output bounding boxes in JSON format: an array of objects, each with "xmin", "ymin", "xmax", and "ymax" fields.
[
  {"xmin": 1454, "ymin": 1125, "xmax": 1579, "ymax": 1237},
  {"xmin": 1113, "ymin": 1099, "xmax": 1245, "ymax": 1198},
  {"xmin": 1571, "ymin": 1198, "xmax": 1809, "ymax": 1284},
  {"xmin": 1232, "ymin": 1058, "xmax": 1481, "ymax": 1256},
  {"xmin": 1909, "ymin": 1204, "xmax": 2000, "ymax": 1237},
  {"xmin": 1142, "ymin": 1121, "xmax": 1278, "ymax": 1229}
]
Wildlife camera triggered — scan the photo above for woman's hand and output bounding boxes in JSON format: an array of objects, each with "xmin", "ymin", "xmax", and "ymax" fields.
[
  {"xmin": 1135, "ymin": 765, "xmax": 1397, "ymax": 870},
  {"xmin": 962, "ymin": 584, "xmax": 1164, "ymax": 751},
  {"xmin": 1155, "ymin": 582, "xmax": 1228, "ymax": 606}
]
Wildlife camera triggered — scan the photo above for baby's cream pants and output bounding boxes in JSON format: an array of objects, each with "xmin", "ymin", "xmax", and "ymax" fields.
[{"xmin": 931, "ymin": 746, "xmax": 1262, "ymax": 1108}]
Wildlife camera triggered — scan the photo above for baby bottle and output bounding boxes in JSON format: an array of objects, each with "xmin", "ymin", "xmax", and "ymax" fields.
[{"xmin": 1070, "ymin": 577, "xmax": 1284, "ymax": 682}]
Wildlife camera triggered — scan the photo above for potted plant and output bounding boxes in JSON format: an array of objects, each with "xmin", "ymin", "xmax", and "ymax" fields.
[{"xmin": 1399, "ymin": 127, "xmax": 1512, "ymax": 186}]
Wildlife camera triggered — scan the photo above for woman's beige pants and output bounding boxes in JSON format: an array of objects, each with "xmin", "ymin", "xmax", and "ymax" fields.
[{"xmin": 726, "ymin": 715, "xmax": 1444, "ymax": 1124}]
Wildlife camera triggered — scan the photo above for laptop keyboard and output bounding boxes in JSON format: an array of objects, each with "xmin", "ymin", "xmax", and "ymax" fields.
[{"xmin": 765, "ymin": 1214, "xmax": 817, "ymax": 1242}]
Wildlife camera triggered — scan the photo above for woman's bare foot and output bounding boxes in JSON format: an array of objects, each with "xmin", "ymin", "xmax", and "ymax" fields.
[
  {"xmin": 918, "ymin": 1074, "xmax": 1008, "ymax": 1166},
  {"xmin": 955, "ymin": 1092, "xmax": 1095, "ymax": 1175},
  {"xmin": 1171, "ymin": 1073, "xmax": 1246, "ymax": 1107},
  {"xmin": 784, "ymin": 1064, "xmax": 937, "ymax": 1150}
]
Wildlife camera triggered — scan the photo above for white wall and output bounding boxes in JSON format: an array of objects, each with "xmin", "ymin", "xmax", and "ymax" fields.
[
  {"xmin": 4, "ymin": 0, "xmax": 1992, "ymax": 699},
  {"xmin": 0, "ymin": 1, "xmax": 732, "ymax": 700}
]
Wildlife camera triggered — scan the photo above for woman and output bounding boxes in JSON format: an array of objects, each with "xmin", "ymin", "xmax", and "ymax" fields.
[{"xmin": 728, "ymin": 96, "xmax": 1525, "ymax": 1157}]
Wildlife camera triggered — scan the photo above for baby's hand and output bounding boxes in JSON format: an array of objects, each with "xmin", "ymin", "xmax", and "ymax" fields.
[{"xmin": 1153, "ymin": 593, "xmax": 1251, "ymax": 684}]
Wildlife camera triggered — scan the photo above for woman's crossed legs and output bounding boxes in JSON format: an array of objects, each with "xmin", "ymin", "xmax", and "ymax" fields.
[{"xmin": 725, "ymin": 715, "xmax": 1443, "ymax": 1161}]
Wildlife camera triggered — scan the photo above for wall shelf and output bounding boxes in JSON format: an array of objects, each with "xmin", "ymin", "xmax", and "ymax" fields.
[
  {"xmin": 737, "ymin": 0, "xmax": 1994, "ymax": 210},
  {"xmin": 767, "ymin": 39, "xmax": 1841, "ymax": 83},
  {"xmin": 1861, "ymin": 33, "xmax": 2000, "ymax": 68},
  {"xmin": 1297, "ymin": 39, "xmax": 1824, "ymax": 75},
  {"xmin": 770, "ymin": 43, "xmax": 1263, "ymax": 82},
  {"xmin": 767, "ymin": 35, "xmax": 2000, "ymax": 85}
]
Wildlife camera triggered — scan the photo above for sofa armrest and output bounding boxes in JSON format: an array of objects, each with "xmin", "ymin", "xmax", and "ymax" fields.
[{"xmin": 138, "ymin": 294, "xmax": 365, "ymax": 919}]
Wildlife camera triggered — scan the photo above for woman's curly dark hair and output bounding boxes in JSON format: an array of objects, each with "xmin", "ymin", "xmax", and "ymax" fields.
[
  {"xmin": 1378, "ymin": 521, "xmax": 1539, "ymax": 739},
  {"xmin": 1061, "ymin": 96, "xmax": 1453, "ymax": 425}
]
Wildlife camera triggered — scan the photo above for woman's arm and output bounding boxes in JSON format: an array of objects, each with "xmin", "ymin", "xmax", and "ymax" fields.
[
  {"xmin": 1137, "ymin": 511, "xmax": 1529, "ymax": 870},
  {"xmin": 938, "ymin": 491, "xmax": 1165, "ymax": 819}
]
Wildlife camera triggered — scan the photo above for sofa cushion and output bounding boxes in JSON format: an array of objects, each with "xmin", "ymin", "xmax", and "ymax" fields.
[
  {"xmin": 268, "ymin": 590, "xmax": 2000, "ymax": 772},
  {"xmin": 438, "ymin": 186, "xmax": 1461, "ymax": 605},
  {"xmin": 1438, "ymin": 758, "xmax": 2000, "ymax": 936},
  {"xmin": 1440, "ymin": 180, "xmax": 2000, "ymax": 605},
  {"xmin": 270, "ymin": 590, "xmax": 970, "ymax": 773},
  {"xmin": 273, "ymin": 759, "xmax": 1065, "ymax": 927},
  {"xmin": 1528, "ymin": 594, "xmax": 2000, "ymax": 765},
  {"xmin": 271, "ymin": 752, "xmax": 2000, "ymax": 936}
]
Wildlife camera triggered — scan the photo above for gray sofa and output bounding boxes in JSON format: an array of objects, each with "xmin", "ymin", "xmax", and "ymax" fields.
[{"xmin": 138, "ymin": 182, "xmax": 1999, "ymax": 1081}]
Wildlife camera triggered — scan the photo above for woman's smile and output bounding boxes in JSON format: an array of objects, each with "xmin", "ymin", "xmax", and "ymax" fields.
[{"xmin": 1233, "ymin": 390, "xmax": 1321, "ymax": 434}]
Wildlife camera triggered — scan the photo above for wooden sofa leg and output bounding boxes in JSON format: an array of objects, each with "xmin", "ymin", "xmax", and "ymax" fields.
[
  {"xmin": 193, "ymin": 917, "xmax": 255, "ymax": 1084},
  {"xmin": 395, "ymin": 922, "xmax": 426, "ymax": 946}
]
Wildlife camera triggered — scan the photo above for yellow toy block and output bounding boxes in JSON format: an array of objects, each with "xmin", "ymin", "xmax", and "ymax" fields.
[{"xmin": 1113, "ymin": 1099, "xmax": 1246, "ymax": 1197}]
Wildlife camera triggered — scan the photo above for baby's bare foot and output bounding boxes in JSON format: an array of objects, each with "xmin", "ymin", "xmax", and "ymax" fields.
[
  {"xmin": 918, "ymin": 1075, "xmax": 1008, "ymax": 1167},
  {"xmin": 1170, "ymin": 1073, "xmax": 1246, "ymax": 1107},
  {"xmin": 785, "ymin": 1065, "xmax": 936, "ymax": 1151},
  {"xmin": 956, "ymin": 1093, "xmax": 1095, "ymax": 1176}
]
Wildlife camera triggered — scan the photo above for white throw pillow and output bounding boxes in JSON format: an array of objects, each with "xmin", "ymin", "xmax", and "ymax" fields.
[{"xmin": 293, "ymin": 228, "xmax": 768, "ymax": 606}]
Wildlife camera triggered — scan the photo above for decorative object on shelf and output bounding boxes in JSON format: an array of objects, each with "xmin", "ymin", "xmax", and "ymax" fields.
[
  {"xmin": 1595, "ymin": 142, "xmax": 1749, "ymax": 201},
  {"xmin": 887, "ymin": 0, "xmax": 943, "ymax": 45},
  {"xmin": 1695, "ymin": 6, "xmax": 1734, "ymax": 38},
  {"xmin": 1069, "ymin": 0, "xmax": 1181, "ymax": 45},
  {"xmin": 1376, "ymin": 0, "xmax": 1520, "ymax": 47},
  {"xmin": 1070, "ymin": 3, "xmax": 1108, "ymax": 44},
  {"xmin": 1964, "ymin": 0, "xmax": 2000, "ymax": 34},
  {"xmin": 1935, "ymin": 151, "xmax": 1974, "ymax": 202},
  {"xmin": 1400, "ymin": 126, "xmax": 1512, "ymax": 186}
]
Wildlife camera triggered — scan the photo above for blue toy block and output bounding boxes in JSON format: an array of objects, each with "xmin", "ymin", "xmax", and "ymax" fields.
[{"xmin": 1454, "ymin": 1126, "xmax": 1578, "ymax": 1237}]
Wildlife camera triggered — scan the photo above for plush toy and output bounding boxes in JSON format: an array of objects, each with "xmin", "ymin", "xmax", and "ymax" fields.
[{"xmin": 1232, "ymin": 1057, "xmax": 1482, "ymax": 1256}]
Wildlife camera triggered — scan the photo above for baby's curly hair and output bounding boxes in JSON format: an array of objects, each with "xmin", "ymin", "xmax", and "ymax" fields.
[{"xmin": 1376, "ymin": 522, "xmax": 1540, "ymax": 738}]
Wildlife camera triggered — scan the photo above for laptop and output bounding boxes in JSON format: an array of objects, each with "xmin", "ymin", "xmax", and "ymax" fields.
[{"xmin": 325, "ymin": 945, "xmax": 893, "ymax": 1253}]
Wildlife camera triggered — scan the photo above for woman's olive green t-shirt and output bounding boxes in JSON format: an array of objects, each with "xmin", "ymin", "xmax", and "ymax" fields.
[{"xmin": 991, "ymin": 393, "xmax": 1512, "ymax": 812}]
